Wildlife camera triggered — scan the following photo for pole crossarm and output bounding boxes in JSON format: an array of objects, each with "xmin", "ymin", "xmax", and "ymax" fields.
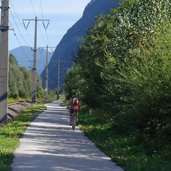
[
  {"xmin": 0, "ymin": 25, "xmax": 9, "ymax": 31},
  {"xmin": 23, "ymin": 19, "xmax": 50, "ymax": 30}
]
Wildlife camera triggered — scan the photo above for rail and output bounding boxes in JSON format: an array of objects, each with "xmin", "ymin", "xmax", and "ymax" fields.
[{"xmin": 0, "ymin": 101, "xmax": 32, "ymax": 126}]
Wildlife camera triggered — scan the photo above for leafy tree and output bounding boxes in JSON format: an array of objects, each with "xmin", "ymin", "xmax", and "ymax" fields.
[
  {"xmin": 64, "ymin": 0, "xmax": 171, "ymax": 146},
  {"xmin": 8, "ymin": 54, "xmax": 44, "ymax": 100},
  {"xmin": 64, "ymin": 64, "xmax": 83, "ymax": 99}
]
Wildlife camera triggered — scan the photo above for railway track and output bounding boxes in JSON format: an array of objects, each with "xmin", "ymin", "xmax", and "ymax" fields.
[{"xmin": 0, "ymin": 101, "xmax": 32, "ymax": 126}]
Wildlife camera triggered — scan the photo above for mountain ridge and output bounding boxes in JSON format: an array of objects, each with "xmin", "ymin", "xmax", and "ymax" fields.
[
  {"xmin": 10, "ymin": 46, "xmax": 53, "ymax": 75},
  {"xmin": 42, "ymin": 0, "xmax": 120, "ymax": 89}
]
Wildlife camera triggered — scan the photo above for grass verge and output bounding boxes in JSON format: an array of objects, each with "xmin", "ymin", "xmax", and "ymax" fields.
[
  {"xmin": 0, "ymin": 103, "xmax": 45, "ymax": 171},
  {"xmin": 79, "ymin": 110, "xmax": 171, "ymax": 171}
]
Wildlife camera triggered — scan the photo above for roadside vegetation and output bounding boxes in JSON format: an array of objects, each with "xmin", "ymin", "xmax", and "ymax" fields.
[
  {"xmin": 0, "ymin": 104, "xmax": 45, "ymax": 171},
  {"xmin": 79, "ymin": 107, "xmax": 171, "ymax": 171},
  {"xmin": 8, "ymin": 54, "xmax": 57, "ymax": 102},
  {"xmin": 9, "ymin": 54, "xmax": 43, "ymax": 99},
  {"xmin": 64, "ymin": 0, "xmax": 171, "ymax": 170}
]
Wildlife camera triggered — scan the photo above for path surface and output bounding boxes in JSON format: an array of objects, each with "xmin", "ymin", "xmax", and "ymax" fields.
[{"xmin": 11, "ymin": 100, "xmax": 124, "ymax": 171}]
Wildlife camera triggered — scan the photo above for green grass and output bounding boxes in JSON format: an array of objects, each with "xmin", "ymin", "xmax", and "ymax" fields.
[
  {"xmin": 0, "ymin": 104, "xmax": 45, "ymax": 171},
  {"xmin": 8, "ymin": 97, "xmax": 30, "ymax": 103},
  {"xmin": 79, "ymin": 110, "xmax": 171, "ymax": 171}
]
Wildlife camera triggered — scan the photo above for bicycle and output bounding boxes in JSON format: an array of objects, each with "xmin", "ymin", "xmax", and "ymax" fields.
[{"xmin": 71, "ymin": 110, "xmax": 77, "ymax": 130}]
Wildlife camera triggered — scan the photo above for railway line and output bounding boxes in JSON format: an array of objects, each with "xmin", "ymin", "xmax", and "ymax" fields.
[{"xmin": 0, "ymin": 101, "xmax": 32, "ymax": 126}]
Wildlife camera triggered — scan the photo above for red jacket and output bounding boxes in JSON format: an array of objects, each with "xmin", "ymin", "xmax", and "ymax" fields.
[{"xmin": 69, "ymin": 98, "xmax": 80, "ymax": 110}]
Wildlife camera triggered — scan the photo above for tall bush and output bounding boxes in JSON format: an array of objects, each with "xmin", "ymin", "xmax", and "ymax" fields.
[{"xmin": 64, "ymin": 0, "xmax": 171, "ymax": 146}]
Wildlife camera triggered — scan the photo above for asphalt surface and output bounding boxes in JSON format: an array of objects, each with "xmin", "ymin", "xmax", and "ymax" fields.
[{"xmin": 11, "ymin": 100, "xmax": 124, "ymax": 171}]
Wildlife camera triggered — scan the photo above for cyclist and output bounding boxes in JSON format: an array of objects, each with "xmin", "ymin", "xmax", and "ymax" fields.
[{"xmin": 68, "ymin": 96, "xmax": 80, "ymax": 126}]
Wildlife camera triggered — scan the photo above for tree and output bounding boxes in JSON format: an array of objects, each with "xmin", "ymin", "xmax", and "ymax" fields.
[
  {"xmin": 64, "ymin": 0, "xmax": 171, "ymax": 144},
  {"xmin": 9, "ymin": 54, "xmax": 44, "ymax": 100}
]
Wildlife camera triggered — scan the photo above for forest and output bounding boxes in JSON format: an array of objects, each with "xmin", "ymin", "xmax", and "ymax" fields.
[
  {"xmin": 8, "ymin": 54, "xmax": 44, "ymax": 100},
  {"xmin": 64, "ymin": 0, "xmax": 171, "ymax": 169}
]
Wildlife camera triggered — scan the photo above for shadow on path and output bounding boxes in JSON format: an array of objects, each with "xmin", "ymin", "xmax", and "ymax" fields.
[{"xmin": 11, "ymin": 100, "xmax": 123, "ymax": 171}]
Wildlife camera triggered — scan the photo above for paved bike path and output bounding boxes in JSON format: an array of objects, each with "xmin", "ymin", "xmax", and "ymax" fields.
[{"xmin": 11, "ymin": 100, "xmax": 124, "ymax": 171}]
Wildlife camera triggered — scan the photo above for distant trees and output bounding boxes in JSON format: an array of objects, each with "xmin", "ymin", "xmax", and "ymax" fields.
[
  {"xmin": 64, "ymin": 0, "xmax": 171, "ymax": 147},
  {"xmin": 9, "ymin": 54, "xmax": 44, "ymax": 99}
]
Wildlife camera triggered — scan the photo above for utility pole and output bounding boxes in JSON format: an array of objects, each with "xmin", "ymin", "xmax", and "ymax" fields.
[
  {"xmin": 0, "ymin": 0, "xmax": 9, "ymax": 120},
  {"xmin": 45, "ymin": 45, "xmax": 48, "ymax": 102},
  {"xmin": 57, "ymin": 59, "xmax": 60, "ymax": 100},
  {"xmin": 44, "ymin": 46, "xmax": 55, "ymax": 102},
  {"xmin": 56, "ymin": 59, "xmax": 65, "ymax": 100},
  {"xmin": 23, "ymin": 17, "xmax": 50, "ymax": 103},
  {"xmin": 32, "ymin": 16, "xmax": 37, "ymax": 103}
]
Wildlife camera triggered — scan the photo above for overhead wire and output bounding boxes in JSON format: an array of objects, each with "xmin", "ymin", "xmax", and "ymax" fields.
[
  {"xmin": 30, "ymin": 0, "xmax": 49, "ymax": 64},
  {"xmin": 30, "ymin": 0, "xmax": 47, "ymax": 45},
  {"xmin": 30, "ymin": 0, "xmax": 37, "ymax": 17},
  {"xmin": 39, "ymin": 0, "xmax": 45, "ymax": 19},
  {"xmin": 39, "ymin": 0, "xmax": 50, "ymax": 46},
  {"xmin": 9, "ymin": 1, "xmax": 33, "ymax": 46},
  {"xmin": 10, "ymin": 4, "xmax": 33, "ymax": 69},
  {"xmin": 1, "ymin": 6, "xmax": 30, "ymax": 62},
  {"xmin": 9, "ymin": 10, "xmax": 32, "ymax": 47},
  {"xmin": 7, "ymin": 0, "xmax": 53, "ymax": 68},
  {"xmin": 9, "ymin": 2, "xmax": 33, "ymax": 66},
  {"xmin": 9, "ymin": 21, "xmax": 32, "ymax": 68}
]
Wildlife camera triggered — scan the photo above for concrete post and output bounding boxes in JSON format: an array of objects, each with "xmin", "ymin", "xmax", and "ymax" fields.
[{"xmin": 0, "ymin": 0, "xmax": 9, "ymax": 120}]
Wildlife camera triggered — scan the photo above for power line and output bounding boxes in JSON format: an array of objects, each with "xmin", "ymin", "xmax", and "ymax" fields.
[
  {"xmin": 29, "ymin": 0, "xmax": 46, "ymax": 48},
  {"xmin": 30, "ymin": 0, "xmax": 48, "ymax": 46},
  {"xmin": 39, "ymin": 0, "xmax": 49, "ymax": 45},
  {"xmin": 39, "ymin": 0, "xmax": 45, "ymax": 19},
  {"xmin": 10, "ymin": 1, "xmax": 33, "ymax": 46},
  {"xmin": 9, "ymin": 22, "xmax": 32, "ymax": 64},
  {"xmin": 39, "ymin": 0, "xmax": 49, "ymax": 44},
  {"xmin": 9, "ymin": 10, "xmax": 32, "ymax": 48},
  {"xmin": 30, "ymin": 0, "xmax": 37, "ymax": 16}
]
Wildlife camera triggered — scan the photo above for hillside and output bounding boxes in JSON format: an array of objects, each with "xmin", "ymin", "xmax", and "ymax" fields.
[
  {"xmin": 10, "ymin": 46, "xmax": 53, "ymax": 75},
  {"xmin": 41, "ymin": 0, "xmax": 120, "ymax": 89}
]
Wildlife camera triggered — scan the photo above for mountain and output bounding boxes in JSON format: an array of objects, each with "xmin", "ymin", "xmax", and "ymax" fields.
[
  {"xmin": 10, "ymin": 46, "xmax": 53, "ymax": 75},
  {"xmin": 42, "ymin": 0, "xmax": 120, "ymax": 89}
]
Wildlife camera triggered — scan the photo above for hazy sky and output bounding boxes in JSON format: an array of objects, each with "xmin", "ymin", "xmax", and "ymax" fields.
[{"xmin": 9, "ymin": 0, "xmax": 91, "ymax": 50}]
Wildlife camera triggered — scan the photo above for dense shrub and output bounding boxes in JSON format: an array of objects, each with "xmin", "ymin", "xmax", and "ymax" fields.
[{"xmin": 64, "ymin": 0, "xmax": 171, "ymax": 149}]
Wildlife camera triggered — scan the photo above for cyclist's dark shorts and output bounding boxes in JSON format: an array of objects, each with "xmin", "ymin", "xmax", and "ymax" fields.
[{"xmin": 70, "ymin": 109, "xmax": 78, "ymax": 114}]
